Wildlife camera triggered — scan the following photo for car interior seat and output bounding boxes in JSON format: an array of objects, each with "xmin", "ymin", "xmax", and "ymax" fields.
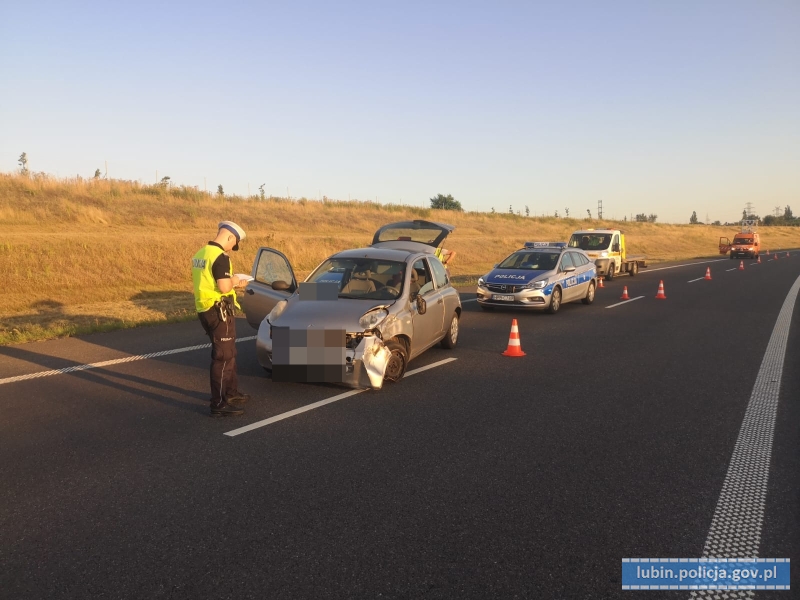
[
  {"xmin": 409, "ymin": 269, "xmax": 420, "ymax": 295},
  {"xmin": 341, "ymin": 269, "xmax": 376, "ymax": 294}
]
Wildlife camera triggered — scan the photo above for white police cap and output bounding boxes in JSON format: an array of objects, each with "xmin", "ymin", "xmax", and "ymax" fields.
[{"xmin": 218, "ymin": 221, "xmax": 246, "ymax": 251}]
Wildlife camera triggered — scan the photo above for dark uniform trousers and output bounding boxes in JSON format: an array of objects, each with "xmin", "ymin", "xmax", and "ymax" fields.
[{"xmin": 198, "ymin": 304, "xmax": 238, "ymax": 406}]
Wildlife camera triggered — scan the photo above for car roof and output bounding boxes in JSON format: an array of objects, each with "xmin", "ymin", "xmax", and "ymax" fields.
[{"xmin": 331, "ymin": 247, "xmax": 421, "ymax": 262}]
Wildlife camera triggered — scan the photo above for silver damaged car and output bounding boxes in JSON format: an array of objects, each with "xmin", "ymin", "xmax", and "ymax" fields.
[{"xmin": 241, "ymin": 221, "xmax": 462, "ymax": 389}]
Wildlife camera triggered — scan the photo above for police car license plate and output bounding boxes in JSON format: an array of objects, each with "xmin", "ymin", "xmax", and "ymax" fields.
[{"xmin": 492, "ymin": 294, "xmax": 515, "ymax": 301}]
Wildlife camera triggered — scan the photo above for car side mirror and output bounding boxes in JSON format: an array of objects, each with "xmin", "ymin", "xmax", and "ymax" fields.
[
  {"xmin": 416, "ymin": 295, "xmax": 427, "ymax": 315},
  {"xmin": 563, "ymin": 266, "xmax": 576, "ymax": 273},
  {"xmin": 272, "ymin": 280, "xmax": 290, "ymax": 291},
  {"xmin": 612, "ymin": 243, "xmax": 620, "ymax": 252}
]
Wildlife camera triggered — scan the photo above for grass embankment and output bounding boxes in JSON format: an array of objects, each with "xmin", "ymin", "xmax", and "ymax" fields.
[{"xmin": 3, "ymin": 172, "xmax": 800, "ymax": 345}]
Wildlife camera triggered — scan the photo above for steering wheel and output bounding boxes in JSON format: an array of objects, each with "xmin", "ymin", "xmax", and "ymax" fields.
[{"xmin": 384, "ymin": 286, "xmax": 400, "ymax": 298}]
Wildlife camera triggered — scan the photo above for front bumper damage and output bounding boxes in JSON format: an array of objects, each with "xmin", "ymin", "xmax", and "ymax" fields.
[{"xmin": 256, "ymin": 325, "xmax": 391, "ymax": 389}]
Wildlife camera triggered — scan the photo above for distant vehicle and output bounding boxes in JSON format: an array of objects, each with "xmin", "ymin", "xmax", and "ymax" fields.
[
  {"xmin": 567, "ymin": 229, "xmax": 648, "ymax": 280},
  {"xmin": 720, "ymin": 221, "xmax": 760, "ymax": 259},
  {"xmin": 476, "ymin": 242, "xmax": 597, "ymax": 313},
  {"xmin": 241, "ymin": 220, "xmax": 462, "ymax": 389}
]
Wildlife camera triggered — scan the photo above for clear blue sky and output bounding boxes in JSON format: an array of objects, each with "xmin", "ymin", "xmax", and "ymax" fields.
[{"xmin": 1, "ymin": 0, "xmax": 798, "ymax": 223}]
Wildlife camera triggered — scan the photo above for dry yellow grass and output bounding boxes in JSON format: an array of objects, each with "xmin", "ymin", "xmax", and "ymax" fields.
[{"xmin": 3, "ymin": 172, "xmax": 800, "ymax": 344}]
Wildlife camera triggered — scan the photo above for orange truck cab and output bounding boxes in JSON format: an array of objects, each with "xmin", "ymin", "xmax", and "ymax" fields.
[{"xmin": 727, "ymin": 221, "xmax": 760, "ymax": 259}]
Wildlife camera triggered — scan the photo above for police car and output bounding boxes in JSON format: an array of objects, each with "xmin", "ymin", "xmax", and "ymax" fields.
[{"xmin": 476, "ymin": 242, "xmax": 598, "ymax": 313}]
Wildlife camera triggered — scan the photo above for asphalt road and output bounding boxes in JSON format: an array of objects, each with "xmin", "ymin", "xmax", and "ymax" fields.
[{"xmin": 1, "ymin": 255, "xmax": 798, "ymax": 599}]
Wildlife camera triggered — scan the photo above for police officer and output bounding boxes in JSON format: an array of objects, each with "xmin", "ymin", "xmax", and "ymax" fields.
[{"xmin": 192, "ymin": 221, "xmax": 251, "ymax": 417}]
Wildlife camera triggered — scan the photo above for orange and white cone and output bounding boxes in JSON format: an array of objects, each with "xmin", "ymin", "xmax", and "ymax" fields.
[
  {"xmin": 787, "ymin": 251, "xmax": 790, "ymax": 258},
  {"xmin": 774, "ymin": 253, "xmax": 778, "ymax": 260},
  {"xmin": 757, "ymin": 255, "xmax": 762, "ymax": 264},
  {"xmin": 655, "ymin": 280, "xmax": 667, "ymax": 299},
  {"xmin": 598, "ymin": 277, "xmax": 605, "ymax": 289},
  {"xmin": 739, "ymin": 260, "xmax": 744, "ymax": 270},
  {"xmin": 704, "ymin": 267, "xmax": 712, "ymax": 280},
  {"xmin": 620, "ymin": 286, "xmax": 630, "ymax": 300},
  {"xmin": 501, "ymin": 319, "xmax": 526, "ymax": 357}
]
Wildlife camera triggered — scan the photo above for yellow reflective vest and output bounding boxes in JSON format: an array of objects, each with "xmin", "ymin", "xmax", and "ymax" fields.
[{"xmin": 191, "ymin": 244, "xmax": 240, "ymax": 313}]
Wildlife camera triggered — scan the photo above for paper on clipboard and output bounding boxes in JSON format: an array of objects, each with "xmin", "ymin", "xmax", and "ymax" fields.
[{"xmin": 235, "ymin": 274, "xmax": 254, "ymax": 282}]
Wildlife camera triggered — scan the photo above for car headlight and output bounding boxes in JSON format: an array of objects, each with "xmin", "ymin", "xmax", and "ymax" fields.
[
  {"xmin": 527, "ymin": 280, "xmax": 547, "ymax": 289},
  {"xmin": 266, "ymin": 300, "xmax": 288, "ymax": 324},
  {"xmin": 478, "ymin": 276, "xmax": 486, "ymax": 287},
  {"xmin": 359, "ymin": 308, "xmax": 388, "ymax": 330},
  {"xmin": 600, "ymin": 251, "xmax": 609, "ymax": 257}
]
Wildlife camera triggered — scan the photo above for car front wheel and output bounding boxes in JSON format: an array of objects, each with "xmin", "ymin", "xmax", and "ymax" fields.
[
  {"xmin": 547, "ymin": 287, "xmax": 562, "ymax": 314},
  {"xmin": 384, "ymin": 338, "xmax": 408, "ymax": 383},
  {"xmin": 441, "ymin": 312, "xmax": 459, "ymax": 348}
]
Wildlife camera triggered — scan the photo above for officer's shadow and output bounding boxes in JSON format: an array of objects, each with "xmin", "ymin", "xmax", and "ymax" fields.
[{"xmin": 1, "ymin": 297, "xmax": 208, "ymax": 415}]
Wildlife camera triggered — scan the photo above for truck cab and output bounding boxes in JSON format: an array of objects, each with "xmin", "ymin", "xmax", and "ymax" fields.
[{"xmin": 567, "ymin": 229, "xmax": 647, "ymax": 280}]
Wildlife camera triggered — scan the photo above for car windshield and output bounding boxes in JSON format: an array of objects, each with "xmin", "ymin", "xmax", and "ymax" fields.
[
  {"xmin": 307, "ymin": 258, "xmax": 406, "ymax": 300},
  {"xmin": 568, "ymin": 234, "xmax": 612, "ymax": 250},
  {"xmin": 734, "ymin": 238, "xmax": 754, "ymax": 245},
  {"xmin": 497, "ymin": 251, "xmax": 559, "ymax": 271}
]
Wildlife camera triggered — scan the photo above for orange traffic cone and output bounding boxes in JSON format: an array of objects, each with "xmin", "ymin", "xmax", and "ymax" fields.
[
  {"xmin": 501, "ymin": 319, "xmax": 526, "ymax": 357},
  {"xmin": 598, "ymin": 277, "xmax": 605, "ymax": 289},
  {"xmin": 757, "ymin": 255, "xmax": 762, "ymax": 264},
  {"xmin": 704, "ymin": 267, "xmax": 712, "ymax": 280},
  {"xmin": 787, "ymin": 251, "xmax": 790, "ymax": 258},
  {"xmin": 620, "ymin": 286, "xmax": 630, "ymax": 300},
  {"xmin": 655, "ymin": 280, "xmax": 667, "ymax": 299},
  {"xmin": 739, "ymin": 260, "xmax": 744, "ymax": 270},
  {"xmin": 774, "ymin": 253, "xmax": 778, "ymax": 260}
]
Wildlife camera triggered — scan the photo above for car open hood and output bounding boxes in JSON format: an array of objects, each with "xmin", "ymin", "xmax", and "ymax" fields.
[
  {"xmin": 370, "ymin": 220, "xmax": 454, "ymax": 251},
  {"xmin": 272, "ymin": 295, "xmax": 393, "ymax": 331}
]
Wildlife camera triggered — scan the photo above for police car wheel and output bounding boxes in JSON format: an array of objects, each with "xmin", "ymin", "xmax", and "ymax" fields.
[
  {"xmin": 582, "ymin": 282, "xmax": 596, "ymax": 305},
  {"xmin": 440, "ymin": 312, "xmax": 459, "ymax": 349},
  {"xmin": 384, "ymin": 339, "xmax": 408, "ymax": 382},
  {"xmin": 547, "ymin": 287, "xmax": 562, "ymax": 314}
]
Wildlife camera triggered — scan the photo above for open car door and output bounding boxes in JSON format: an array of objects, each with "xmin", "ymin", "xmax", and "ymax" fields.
[
  {"xmin": 241, "ymin": 248, "xmax": 297, "ymax": 329},
  {"xmin": 371, "ymin": 220, "xmax": 454, "ymax": 252},
  {"xmin": 719, "ymin": 237, "xmax": 731, "ymax": 255}
]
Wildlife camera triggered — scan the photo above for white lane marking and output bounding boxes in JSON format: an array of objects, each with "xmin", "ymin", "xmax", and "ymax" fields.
[
  {"xmin": 687, "ymin": 277, "xmax": 705, "ymax": 283},
  {"xmin": 647, "ymin": 258, "xmax": 729, "ymax": 273},
  {"xmin": 224, "ymin": 357, "xmax": 458, "ymax": 437},
  {"xmin": 605, "ymin": 296, "xmax": 644, "ymax": 309},
  {"xmin": 0, "ymin": 336, "xmax": 258, "ymax": 385},
  {"xmin": 462, "ymin": 298, "xmax": 478, "ymax": 303},
  {"xmin": 690, "ymin": 274, "xmax": 800, "ymax": 592},
  {"xmin": 726, "ymin": 268, "xmax": 738, "ymax": 271}
]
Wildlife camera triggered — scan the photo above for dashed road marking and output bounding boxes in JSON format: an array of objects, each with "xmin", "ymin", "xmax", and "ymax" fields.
[
  {"xmin": 688, "ymin": 277, "xmax": 705, "ymax": 283},
  {"xmin": 224, "ymin": 357, "xmax": 458, "ymax": 437},
  {"xmin": 690, "ymin": 274, "xmax": 800, "ymax": 599},
  {"xmin": 726, "ymin": 268, "xmax": 737, "ymax": 272},
  {"xmin": 462, "ymin": 298, "xmax": 478, "ymax": 303},
  {"xmin": 605, "ymin": 296, "xmax": 644, "ymax": 309},
  {"xmin": 0, "ymin": 336, "xmax": 258, "ymax": 386},
  {"xmin": 647, "ymin": 258, "xmax": 729, "ymax": 273}
]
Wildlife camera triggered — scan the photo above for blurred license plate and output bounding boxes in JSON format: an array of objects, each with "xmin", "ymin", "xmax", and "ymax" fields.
[{"xmin": 492, "ymin": 294, "xmax": 515, "ymax": 301}]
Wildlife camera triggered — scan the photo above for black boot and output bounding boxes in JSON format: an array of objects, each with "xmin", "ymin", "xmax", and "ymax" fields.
[
  {"xmin": 210, "ymin": 402, "xmax": 244, "ymax": 417},
  {"xmin": 226, "ymin": 391, "xmax": 251, "ymax": 405}
]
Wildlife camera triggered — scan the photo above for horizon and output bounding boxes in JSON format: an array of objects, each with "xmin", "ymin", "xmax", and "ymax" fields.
[{"xmin": 1, "ymin": 1, "xmax": 798, "ymax": 225}]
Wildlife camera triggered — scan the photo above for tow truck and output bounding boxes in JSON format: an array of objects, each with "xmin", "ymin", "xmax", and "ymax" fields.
[{"xmin": 567, "ymin": 229, "xmax": 648, "ymax": 280}]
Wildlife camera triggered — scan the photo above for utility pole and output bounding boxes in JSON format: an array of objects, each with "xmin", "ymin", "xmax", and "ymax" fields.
[
  {"xmin": 104, "ymin": 160, "xmax": 108, "ymax": 178},
  {"xmin": 597, "ymin": 199, "xmax": 603, "ymax": 220}
]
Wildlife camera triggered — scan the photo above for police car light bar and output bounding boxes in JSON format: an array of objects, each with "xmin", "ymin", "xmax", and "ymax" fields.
[{"xmin": 523, "ymin": 241, "xmax": 567, "ymax": 249}]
